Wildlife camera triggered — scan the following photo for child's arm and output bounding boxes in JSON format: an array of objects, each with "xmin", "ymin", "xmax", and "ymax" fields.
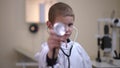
[{"xmin": 37, "ymin": 43, "xmax": 60, "ymax": 68}]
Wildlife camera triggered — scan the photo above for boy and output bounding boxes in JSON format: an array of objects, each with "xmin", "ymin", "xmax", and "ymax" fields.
[{"xmin": 35, "ymin": 2, "xmax": 92, "ymax": 68}]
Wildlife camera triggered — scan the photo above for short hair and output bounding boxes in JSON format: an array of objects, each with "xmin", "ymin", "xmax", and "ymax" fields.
[{"xmin": 48, "ymin": 2, "xmax": 75, "ymax": 24}]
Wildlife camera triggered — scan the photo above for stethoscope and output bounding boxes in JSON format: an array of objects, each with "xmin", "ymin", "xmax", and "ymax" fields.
[
  {"xmin": 60, "ymin": 39, "xmax": 73, "ymax": 68},
  {"xmin": 50, "ymin": 22, "xmax": 78, "ymax": 68},
  {"xmin": 52, "ymin": 39, "xmax": 73, "ymax": 68}
]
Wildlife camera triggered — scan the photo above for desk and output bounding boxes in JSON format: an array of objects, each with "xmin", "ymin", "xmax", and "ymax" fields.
[
  {"xmin": 92, "ymin": 60, "xmax": 120, "ymax": 68},
  {"xmin": 14, "ymin": 47, "xmax": 38, "ymax": 68}
]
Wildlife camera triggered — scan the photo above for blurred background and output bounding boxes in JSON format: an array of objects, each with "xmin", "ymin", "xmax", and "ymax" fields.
[{"xmin": 0, "ymin": 0, "xmax": 120, "ymax": 68}]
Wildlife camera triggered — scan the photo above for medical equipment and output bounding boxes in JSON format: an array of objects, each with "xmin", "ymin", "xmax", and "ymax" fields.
[
  {"xmin": 53, "ymin": 22, "xmax": 66, "ymax": 36},
  {"xmin": 52, "ymin": 22, "xmax": 78, "ymax": 68},
  {"xmin": 96, "ymin": 18, "xmax": 120, "ymax": 63},
  {"xmin": 53, "ymin": 22, "xmax": 78, "ymax": 42}
]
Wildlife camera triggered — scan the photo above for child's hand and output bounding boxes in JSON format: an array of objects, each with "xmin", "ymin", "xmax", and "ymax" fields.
[
  {"xmin": 47, "ymin": 29, "xmax": 62, "ymax": 58},
  {"xmin": 48, "ymin": 29, "xmax": 61, "ymax": 49}
]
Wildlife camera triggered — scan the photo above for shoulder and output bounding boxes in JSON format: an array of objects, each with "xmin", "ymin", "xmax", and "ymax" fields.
[
  {"xmin": 73, "ymin": 41, "xmax": 86, "ymax": 52},
  {"xmin": 40, "ymin": 42, "xmax": 49, "ymax": 53},
  {"xmin": 41, "ymin": 42, "xmax": 48, "ymax": 48},
  {"xmin": 72, "ymin": 41, "xmax": 83, "ymax": 49},
  {"xmin": 34, "ymin": 42, "xmax": 48, "ymax": 61},
  {"xmin": 72, "ymin": 41, "xmax": 90, "ymax": 57}
]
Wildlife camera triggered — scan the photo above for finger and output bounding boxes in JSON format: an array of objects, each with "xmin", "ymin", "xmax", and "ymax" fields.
[
  {"xmin": 49, "ymin": 29, "xmax": 56, "ymax": 35},
  {"xmin": 49, "ymin": 29, "xmax": 61, "ymax": 40},
  {"xmin": 48, "ymin": 38, "xmax": 61, "ymax": 49}
]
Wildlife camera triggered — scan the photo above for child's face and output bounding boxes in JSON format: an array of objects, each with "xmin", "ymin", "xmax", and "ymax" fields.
[{"xmin": 54, "ymin": 16, "xmax": 74, "ymax": 41}]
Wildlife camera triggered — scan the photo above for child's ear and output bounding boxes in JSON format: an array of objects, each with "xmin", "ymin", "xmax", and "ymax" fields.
[{"xmin": 46, "ymin": 21, "xmax": 53, "ymax": 29}]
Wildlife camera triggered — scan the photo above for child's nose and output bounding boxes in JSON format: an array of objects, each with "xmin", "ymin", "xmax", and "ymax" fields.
[{"xmin": 66, "ymin": 26, "xmax": 70, "ymax": 32}]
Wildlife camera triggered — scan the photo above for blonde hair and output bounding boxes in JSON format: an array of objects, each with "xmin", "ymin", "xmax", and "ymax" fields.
[{"xmin": 48, "ymin": 2, "xmax": 74, "ymax": 24}]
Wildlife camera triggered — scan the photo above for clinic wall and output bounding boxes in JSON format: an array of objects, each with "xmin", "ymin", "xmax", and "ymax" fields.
[
  {"xmin": 0, "ymin": 0, "xmax": 120, "ymax": 68},
  {"xmin": 0, "ymin": 0, "xmax": 47, "ymax": 68},
  {"xmin": 57, "ymin": 0, "xmax": 120, "ymax": 59},
  {"xmin": 0, "ymin": 0, "xmax": 26, "ymax": 68}
]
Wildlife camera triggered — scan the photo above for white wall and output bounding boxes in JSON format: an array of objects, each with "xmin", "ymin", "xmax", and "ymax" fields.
[{"xmin": 0, "ymin": 0, "xmax": 120, "ymax": 68}]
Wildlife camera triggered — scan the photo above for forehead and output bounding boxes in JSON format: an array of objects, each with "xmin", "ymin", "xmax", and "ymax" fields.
[{"xmin": 55, "ymin": 16, "xmax": 74, "ymax": 24}]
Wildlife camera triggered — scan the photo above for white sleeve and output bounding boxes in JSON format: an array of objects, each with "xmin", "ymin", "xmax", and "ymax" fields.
[
  {"xmin": 75, "ymin": 42, "xmax": 92, "ymax": 68},
  {"xmin": 35, "ymin": 43, "xmax": 49, "ymax": 68},
  {"xmin": 34, "ymin": 52, "xmax": 40, "ymax": 62}
]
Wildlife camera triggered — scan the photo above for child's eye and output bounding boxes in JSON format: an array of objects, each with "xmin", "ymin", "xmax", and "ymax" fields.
[{"xmin": 68, "ymin": 23, "xmax": 73, "ymax": 27}]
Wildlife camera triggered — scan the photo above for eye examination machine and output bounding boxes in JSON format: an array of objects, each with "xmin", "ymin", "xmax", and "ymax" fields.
[{"xmin": 94, "ymin": 17, "xmax": 120, "ymax": 67}]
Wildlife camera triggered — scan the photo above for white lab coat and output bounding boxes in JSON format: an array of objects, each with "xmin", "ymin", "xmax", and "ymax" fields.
[{"xmin": 35, "ymin": 41, "xmax": 92, "ymax": 68}]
